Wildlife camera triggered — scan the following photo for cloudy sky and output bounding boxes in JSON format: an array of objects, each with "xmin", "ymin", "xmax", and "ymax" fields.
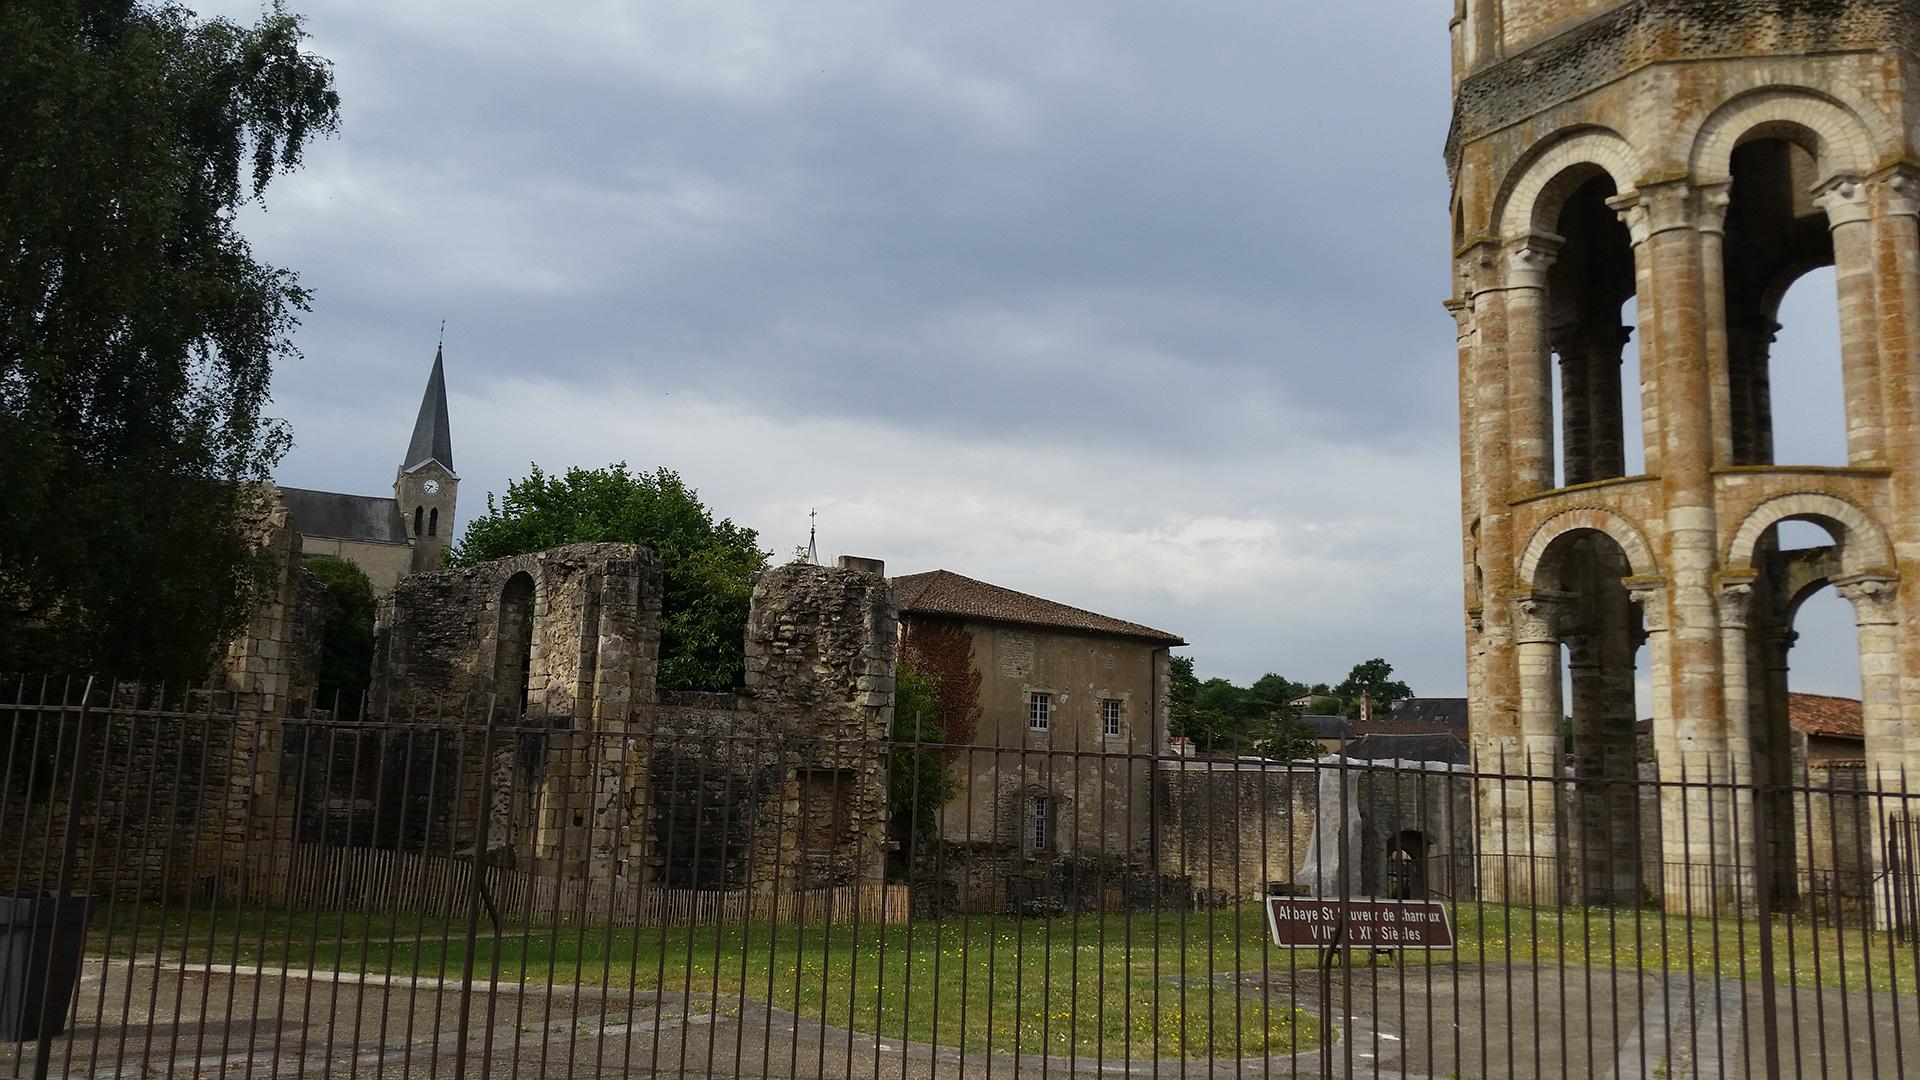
[{"xmin": 196, "ymin": 0, "xmax": 1864, "ymax": 700}]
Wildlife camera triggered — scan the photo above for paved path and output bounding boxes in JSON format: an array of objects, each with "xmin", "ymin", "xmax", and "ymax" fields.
[{"xmin": 1, "ymin": 959, "xmax": 1913, "ymax": 1078}]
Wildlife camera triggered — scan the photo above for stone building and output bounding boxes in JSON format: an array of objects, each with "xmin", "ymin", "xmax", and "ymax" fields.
[
  {"xmin": 367, "ymin": 547, "xmax": 895, "ymax": 892},
  {"xmin": 1447, "ymin": 0, "xmax": 1920, "ymax": 913},
  {"xmin": 894, "ymin": 569, "xmax": 1181, "ymax": 864},
  {"xmin": 278, "ymin": 347, "xmax": 457, "ymax": 594}
]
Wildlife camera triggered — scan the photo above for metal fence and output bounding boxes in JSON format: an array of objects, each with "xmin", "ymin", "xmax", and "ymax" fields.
[{"xmin": 2, "ymin": 679, "xmax": 1918, "ymax": 1077}]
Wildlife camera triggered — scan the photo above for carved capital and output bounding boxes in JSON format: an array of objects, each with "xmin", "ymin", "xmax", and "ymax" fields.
[
  {"xmin": 1609, "ymin": 181, "xmax": 1697, "ymax": 244},
  {"xmin": 1832, "ymin": 572, "xmax": 1901, "ymax": 626},
  {"xmin": 1512, "ymin": 591, "xmax": 1573, "ymax": 644},
  {"xmin": 1718, "ymin": 572, "xmax": 1758, "ymax": 630},
  {"xmin": 1814, "ymin": 176, "xmax": 1873, "ymax": 230},
  {"xmin": 1505, "ymin": 236, "xmax": 1561, "ymax": 289},
  {"xmin": 1624, "ymin": 575, "xmax": 1668, "ymax": 634},
  {"xmin": 1695, "ymin": 182, "xmax": 1733, "ymax": 236},
  {"xmin": 1879, "ymin": 169, "xmax": 1920, "ymax": 220}
]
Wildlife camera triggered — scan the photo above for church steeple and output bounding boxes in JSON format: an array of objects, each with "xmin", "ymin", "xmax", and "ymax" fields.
[
  {"xmin": 395, "ymin": 343, "xmax": 458, "ymax": 573},
  {"xmin": 402, "ymin": 343, "xmax": 454, "ymax": 475}
]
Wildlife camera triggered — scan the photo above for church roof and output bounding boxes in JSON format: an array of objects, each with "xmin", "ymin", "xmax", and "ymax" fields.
[
  {"xmin": 402, "ymin": 346, "xmax": 454, "ymax": 473},
  {"xmin": 279, "ymin": 487, "xmax": 410, "ymax": 545},
  {"xmin": 892, "ymin": 569, "xmax": 1185, "ymax": 644}
]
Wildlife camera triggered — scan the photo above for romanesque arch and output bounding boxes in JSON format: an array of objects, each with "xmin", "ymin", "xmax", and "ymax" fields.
[
  {"xmin": 1519, "ymin": 507, "xmax": 1657, "ymax": 588},
  {"xmin": 1689, "ymin": 87, "xmax": 1881, "ymax": 187},
  {"xmin": 1726, "ymin": 492, "xmax": 1894, "ymax": 577},
  {"xmin": 1495, "ymin": 127, "xmax": 1643, "ymax": 240}
]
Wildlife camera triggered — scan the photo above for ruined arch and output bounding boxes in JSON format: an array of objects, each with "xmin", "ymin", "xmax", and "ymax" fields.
[
  {"xmin": 1496, "ymin": 127, "xmax": 1643, "ymax": 240},
  {"xmin": 1519, "ymin": 507, "xmax": 1657, "ymax": 590},
  {"xmin": 1726, "ymin": 492, "xmax": 1894, "ymax": 577},
  {"xmin": 1689, "ymin": 88, "xmax": 1880, "ymax": 188},
  {"xmin": 495, "ymin": 570, "xmax": 539, "ymax": 718}
]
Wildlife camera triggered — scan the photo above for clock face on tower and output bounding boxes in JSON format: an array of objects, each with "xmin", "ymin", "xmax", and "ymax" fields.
[{"xmin": 423, "ymin": 479, "xmax": 441, "ymax": 495}]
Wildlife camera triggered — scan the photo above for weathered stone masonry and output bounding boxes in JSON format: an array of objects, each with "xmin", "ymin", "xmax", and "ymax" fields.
[
  {"xmin": 367, "ymin": 546, "xmax": 895, "ymax": 893},
  {"xmin": 1450, "ymin": 0, "xmax": 1920, "ymax": 915}
]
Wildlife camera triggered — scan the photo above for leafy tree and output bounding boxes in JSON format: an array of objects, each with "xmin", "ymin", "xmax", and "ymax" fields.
[
  {"xmin": 0, "ymin": 0, "xmax": 340, "ymax": 678},
  {"xmin": 1333, "ymin": 658, "xmax": 1413, "ymax": 719},
  {"xmin": 1169, "ymin": 656, "xmax": 1318, "ymax": 758},
  {"xmin": 889, "ymin": 664, "xmax": 958, "ymax": 869},
  {"xmin": 452, "ymin": 463, "xmax": 770, "ymax": 691},
  {"xmin": 304, "ymin": 555, "xmax": 373, "ymax": 718}
]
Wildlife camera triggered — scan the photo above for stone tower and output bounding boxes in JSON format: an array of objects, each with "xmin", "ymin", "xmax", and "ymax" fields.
[
  {"xmin": 396, "ymin": 346, "xmax": 458, "ymax": 573},
  {"xmin": 1448, "ymin": 0, "xmax": 1920, "ymax": 912}
]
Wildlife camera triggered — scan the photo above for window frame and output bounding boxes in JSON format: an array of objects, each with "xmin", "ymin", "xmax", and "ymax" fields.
[
  {"xmin": 1100, "ymin": 698, "xmax": 1124, "ymax": 738},
  {"xmin": 1027, "ymin": 691, "xmax": 1052, "ymax": 732},
  {"xmin": 1026, "ymin": 794, "xmax": 1050, "ymax": 851}
]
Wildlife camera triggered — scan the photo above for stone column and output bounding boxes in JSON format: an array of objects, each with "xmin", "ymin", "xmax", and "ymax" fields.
[
  {"xmin": 1814, "ymin": 178, "xmax": 1886, "ymax": 466},
  {"xmin": 1507, "ymin": 239, "xmax": 1562, "ymax": 493},
  {"xmin": 1717, "ymin": 574, "xmax": 1759, "ymax": 906},
  {"xmin": 1836, "ymin": 573, "xmax": 1905, "ymax": 776},
  {"xmin": 1867, "ymin": 172, "xmax": 1920, "ymax": 803},
  {"xmin": 1835, "ymin": 572, "xmax": 1903, "ymax": 927},
  {"xmin": 1612, "ymin": 182, "xmax": 1735, "ymax": 834},
  {"xmin": 1696, "ymin": 183, "xmax": 1735, "ymax": 466},
  {"xmin": 1506, "ymin": 592, "xmax": 1569, "ymax": 905},
  {"xmin": 1553, "ymin": 321, "xmax": 1633, "ymax": 483}
]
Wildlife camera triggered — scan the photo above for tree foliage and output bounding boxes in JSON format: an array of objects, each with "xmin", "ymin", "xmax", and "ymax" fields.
[
  {"xmin": 889, "ymin": 664, "xmax": 958, "ymax": 868},
  {"xmin": 451, "ymin": 463, "xmax": 770, "ymax": 691},
  {"xmin": 1333, "ymin": 657, "xmax": 1413, "ymax": 719},
  {"xmin": 1168, "ymin": 656, "xmax": 1319, "ymax": 760},
  {"xmin": 0, "ymin": 0, "xmax": 339, "ymax": 678},
  {"xmin": 304, "ymin": 555, "xmax": 373, "ymax": 718}
]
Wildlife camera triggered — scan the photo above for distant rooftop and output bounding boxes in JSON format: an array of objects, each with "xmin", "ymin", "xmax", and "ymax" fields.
[
  {"xmin": 279, "ymin": 486, "xmax": 409, "ymax": 546},
  {"xmin": 892, "ymin": 569, "xmax": 1184, "ymax": 645},
  {"xmin": 1791, "ymin": 692, "xmax": 1863, "ymax": 740},
  {"xmin": 1297, "ymin": 714, "xmax": 1354, "ymax": 740},
  {"xmin": 1360, "ymin": 697, "xmax": 1469, "ymax": 736},
  {"xmin": 1344, "ymin": 732, "xmax": 1470, "ymax": 765}
]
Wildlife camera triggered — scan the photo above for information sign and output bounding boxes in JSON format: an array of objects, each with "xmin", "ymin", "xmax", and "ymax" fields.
[{"xmin": 1265, "ymin": 897, "xmax": 1455, "ymax": 949}]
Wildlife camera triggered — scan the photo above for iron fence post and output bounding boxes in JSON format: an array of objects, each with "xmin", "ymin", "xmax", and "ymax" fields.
[{"xmin": 30, "ymin": 676, "xmax": 91, "ymax": 1080}]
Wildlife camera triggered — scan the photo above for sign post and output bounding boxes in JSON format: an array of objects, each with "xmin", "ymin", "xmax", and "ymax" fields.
[{"xmin": 1265, "ymin": 896, "xmax": 1456, "ymax": 950}]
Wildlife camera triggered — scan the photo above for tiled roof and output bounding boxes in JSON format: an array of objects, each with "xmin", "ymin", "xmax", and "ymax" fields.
[
  {"xmin": 1297, "ymin": 714, "xmax": 1354, "ymax": 739},
  {"xmin": 1380, "ymin": 697, "xmax": 1468, "ymax": 732},
  {"xmin": 1790, "ymin": 693, "xmax": 1863, "ymax": 739},
  {"xmin": 1344, "ymin": 733, "xmax": 1470, "ymax": 765},
  {"xmin": 892, "ymin": 569, "xmax": 1184, "ymax": 644},
  {"xmin": 278, "ymin": 486, "xmax": 410, "ymax": 545}
]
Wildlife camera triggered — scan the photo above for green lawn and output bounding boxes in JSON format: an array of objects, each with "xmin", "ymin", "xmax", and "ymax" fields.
[{"xmin": 82, "ymin": 896, "xmax": 1920, "ymax": 1059}]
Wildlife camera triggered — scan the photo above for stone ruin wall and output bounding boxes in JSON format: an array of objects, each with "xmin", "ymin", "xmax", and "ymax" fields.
[
  {"xmin": 0, "ymin": 492, "xmax": 330, "ymax": 904},
  {"xmin": 362, "ymin": 550, "xmax": 894, "ymax": 894},
  {"xmin": 1156, "ymin": 758, "xmax": 1477, "ymax": 903}
]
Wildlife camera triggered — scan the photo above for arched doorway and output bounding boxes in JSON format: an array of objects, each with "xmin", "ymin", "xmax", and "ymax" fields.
[{"xmin": 1522, "ymin": 525, "xmax": 1650, "ymax": 905}]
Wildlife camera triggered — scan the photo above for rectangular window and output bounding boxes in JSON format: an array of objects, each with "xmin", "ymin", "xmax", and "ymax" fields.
[
  {"xmin": 1027, "ymin": 795, "xmax": 1050, "ymax": 851},
  {"xmin": 1101, "ymin": 698, "xmax": 1123, "ymax": 738},
  {"xmin": 1028, "ymin": 691, "xmax": 1051, "ymax": 731}
]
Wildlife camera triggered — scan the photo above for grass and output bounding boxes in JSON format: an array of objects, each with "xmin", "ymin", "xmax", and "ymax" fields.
[{"xmin": 83, "ymin": 895, "xmax": 1920, "ymax": 1059}]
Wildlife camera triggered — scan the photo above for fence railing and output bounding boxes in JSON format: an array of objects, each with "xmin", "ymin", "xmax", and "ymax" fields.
[{"xmin": 1, "ymin": 681, "xmax": 1917, "ymax": 1077}]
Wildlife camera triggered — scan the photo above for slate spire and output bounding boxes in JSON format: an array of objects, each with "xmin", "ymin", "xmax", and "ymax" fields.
[{"xmin": 402, "ymin": 344, "xmax": 454, "ymax": 473}]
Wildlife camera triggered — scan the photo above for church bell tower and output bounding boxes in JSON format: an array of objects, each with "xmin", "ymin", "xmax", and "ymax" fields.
[
  {"xmin": 1449, "ymin": 0, "xmax": 1920, "ymax": 914},
  {"xmin": 396, "ymin": 346, "xmax": 457, "ymax": 573}
]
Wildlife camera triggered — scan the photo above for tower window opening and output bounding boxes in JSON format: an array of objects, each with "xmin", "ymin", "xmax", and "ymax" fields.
[
  {"xmin": 1722, "ymin": 136, "xmax": 1843, "ymax": 466},
  {"xmin": 428, "ymin": 507, "xmax": 438, "ymax": 536},
  {"xmin": 1546, "ymin": 171, "xmax": 1639, "ymax": 489},
  {"xmin": 414, "ymin": 505, "xmax": 424, "ymax": 537}
]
